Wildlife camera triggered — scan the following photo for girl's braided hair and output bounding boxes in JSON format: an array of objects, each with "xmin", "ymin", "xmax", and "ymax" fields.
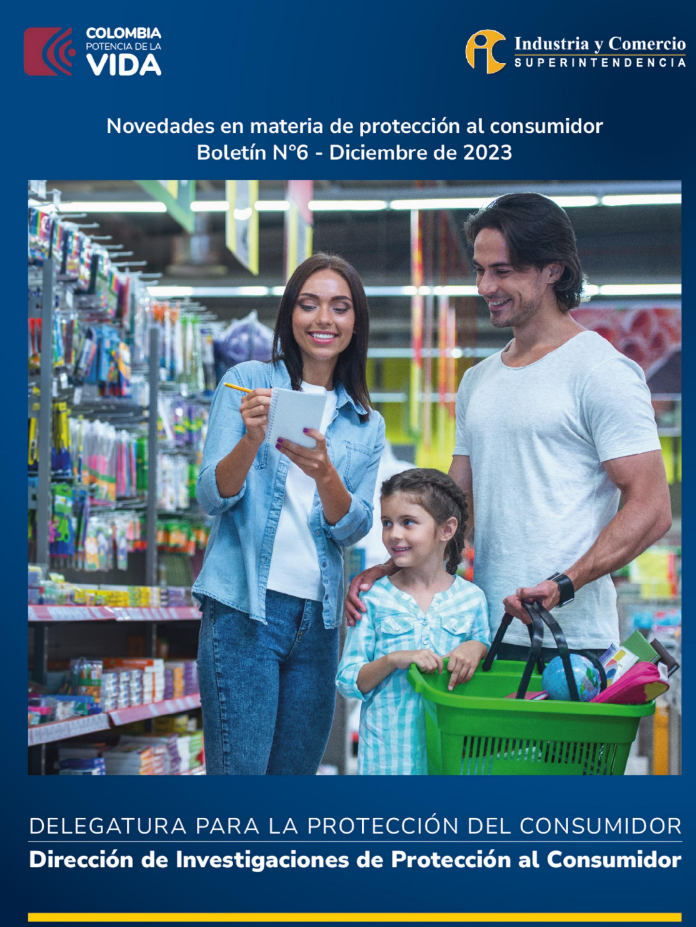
[{"xmin": 380, "ymin": 468, "xmax": 468, "ymax": 575}]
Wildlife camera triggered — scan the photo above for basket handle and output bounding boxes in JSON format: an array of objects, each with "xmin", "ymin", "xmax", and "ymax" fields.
[
  {"xmin": 515, "ymin": 607, "xmax": 546, "ymax": 700},
  {"xmin": 483, "ymin": 600, "xmax": 608, "ymax": 700},
  {"xmin": 524, "ymin": 602, "xmax": 608, "ymax": 698},
  {"xmin": 482, "ymin": 611, "xmax": 545, "ymax": 676},
  {"xmin": 524, "ymin": 601, "xmax": 580, "ymax": 701}
]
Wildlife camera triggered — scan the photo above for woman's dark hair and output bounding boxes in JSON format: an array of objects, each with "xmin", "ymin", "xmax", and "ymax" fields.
[
  {"xmin": 464, "ymin": 193, "xmax": 585, "ymax": 311},
  {"xmin": 271, "ymin": 252, "xmax": 372, "ymax": 419},
  {"xmin": 380, "ymin": 469, "xmax": 468, "ymax": 575}
]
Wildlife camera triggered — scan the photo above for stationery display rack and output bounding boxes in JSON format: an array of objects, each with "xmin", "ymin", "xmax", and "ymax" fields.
[{"xmin": 28, "ymin": 187, "xmax": 211, "ymax": 774}]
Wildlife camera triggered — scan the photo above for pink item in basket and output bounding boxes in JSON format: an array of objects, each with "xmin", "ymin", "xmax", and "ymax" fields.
[{"xmin": 591, "ymin": 661, "xmax": 668, "ymax": 705}]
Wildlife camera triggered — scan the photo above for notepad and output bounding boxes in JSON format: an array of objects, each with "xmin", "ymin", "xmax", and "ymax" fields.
[{"xmin": 266, "ymin": 388, "xmax": 327, "ymax": 449}]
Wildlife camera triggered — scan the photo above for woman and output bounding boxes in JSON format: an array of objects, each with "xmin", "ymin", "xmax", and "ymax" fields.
[{"xmin": 193, "ymin": 253, "xmax": 385, "ymax": 775}]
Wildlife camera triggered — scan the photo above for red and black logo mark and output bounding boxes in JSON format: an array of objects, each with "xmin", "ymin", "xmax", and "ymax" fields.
[{"xmin": 24, "ymin": 27, "xmax": 75, "ymax": 76}]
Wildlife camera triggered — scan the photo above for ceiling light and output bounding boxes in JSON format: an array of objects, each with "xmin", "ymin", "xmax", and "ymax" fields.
[
  {"xmin": 146, "ymin": 283, "xmax": 681, "ymax": 299},
  {"xmin": 58, "ymin": 201, "xmax": 167, "ymax": 213},
  {"xmin": 255, "ymin": 201, "xmax": 290, "ymax": 211},
  {"xmin": 550, "ymin": 196, "xmax": 599, "ymax": 207},
  {"xmin": 148, "ymin": 286, "xmax": 194, "ymax": 298},
  {"xmin": 433, "ymin": 285, "xmax": 480, "ymax": 296},
  {"xmin": 601, "ymin": 194, "xmax": 681, "ymax": 206},
  {"xmin": 390, "ymin": 198, "xmax": 489, "ymax": 210},
  {"xmin": 309, "ymin": 200, "xmax": 388, "ymax": 211},
  {"xmin": 233, "ymin": 207, "xmax": 253, "ymax": 221},
  {"xmin": 191, "ymin": 200, "xmax": 229, "ymax": 212},
  {"xmin": 598, "ymin": 284, "xmax": 681, "ymax": 296}
]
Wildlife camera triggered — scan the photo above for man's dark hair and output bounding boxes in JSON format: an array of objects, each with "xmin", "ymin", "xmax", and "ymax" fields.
[{"xmin": 464, "ymin": 193, "xmax": 585, "ymax": 311}]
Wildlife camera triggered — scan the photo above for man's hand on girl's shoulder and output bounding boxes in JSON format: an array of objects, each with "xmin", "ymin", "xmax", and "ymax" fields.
[{"xmin": 344, "ymin": 561, "xmax": 395, "ymax": 626}]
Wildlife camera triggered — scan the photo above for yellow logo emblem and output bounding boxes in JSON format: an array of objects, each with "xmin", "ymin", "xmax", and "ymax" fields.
[{"xmin": 466, "ymin": 30, "xmax": 506, "ymax": 74}]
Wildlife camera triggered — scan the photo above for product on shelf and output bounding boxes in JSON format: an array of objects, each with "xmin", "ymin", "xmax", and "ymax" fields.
[
  {"xmin": 157, "ymin": 520, "xmax": 210, "ymax": 554},
  {"xmin": 103, "ymin": 658, "xmax": 165, "ymax": 704},
  {"xmin": 214, "ymin": 310, "xmax": 274, "ymax": 376},
  {"xmin": 69, "ymin": 659, "xmax": 103, "ymax": 712},
  {"xmin": 58, "ymin": 757, "xmax": 107, "ymax": 776}
]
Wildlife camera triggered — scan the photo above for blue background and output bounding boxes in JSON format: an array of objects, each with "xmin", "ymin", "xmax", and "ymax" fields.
[{"xmin": 6, "ymin": 0, "xmax": 694, "ymax": 924}]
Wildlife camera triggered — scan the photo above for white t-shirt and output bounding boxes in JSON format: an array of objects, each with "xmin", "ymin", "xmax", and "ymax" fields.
[
  {"xmin": 267, "ymin": 382, "xmax": 338, "ymax": 601},
  {"xmin": 453, "ymin": 331, "xmax": 662, "ymax": 649}
]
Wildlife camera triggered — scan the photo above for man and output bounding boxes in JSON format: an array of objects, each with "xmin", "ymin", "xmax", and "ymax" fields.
[{"xmin": 346, "ymin": 193, "xmax": 671, "ymax": 685}]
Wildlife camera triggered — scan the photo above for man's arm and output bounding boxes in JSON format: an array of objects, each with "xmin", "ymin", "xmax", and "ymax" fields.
[{"xmin": 504, "ymin": 449, "xmax": 672, "ymax": 622}]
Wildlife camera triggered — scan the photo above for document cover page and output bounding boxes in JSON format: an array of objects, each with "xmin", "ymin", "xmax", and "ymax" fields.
[{"xmin": 7, "ymin": 1, "xmax": 693, "ymax": 925}]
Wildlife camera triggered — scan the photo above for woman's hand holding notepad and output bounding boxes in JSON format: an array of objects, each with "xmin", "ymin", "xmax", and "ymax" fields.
[
  {"xmin": 225, "ymin": 383, "xmax": 327, "ymax": 449},
  {"xmin": 265, "ymin": 388, "xmax": 327, "ymax": 449}
]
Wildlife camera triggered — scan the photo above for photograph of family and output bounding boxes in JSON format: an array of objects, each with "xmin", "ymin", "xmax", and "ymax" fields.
[{"xmin": 28, "ymin": 180, "xmax": 682, "ymax": 777}]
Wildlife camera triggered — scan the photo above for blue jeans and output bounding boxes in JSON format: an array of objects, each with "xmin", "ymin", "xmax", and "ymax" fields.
[{"xmin": 197, "ymin": 591, "xmax": 339, "ymax": 775}]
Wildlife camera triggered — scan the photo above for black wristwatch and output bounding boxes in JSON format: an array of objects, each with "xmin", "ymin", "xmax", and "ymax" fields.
[{"xmin": 547, "ymin": 572, "xmax": 575, "ymax": 607}]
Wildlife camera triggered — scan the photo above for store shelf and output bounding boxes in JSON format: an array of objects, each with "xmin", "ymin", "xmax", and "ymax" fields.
[
  {"xmin": 28, "ymin": 694, "xmax": 201, "ymax": 746},
  {"xmin": 28, "ymin": 713, "xmax": 111, "ymax": 747},
  {"xmin": 28, "ymin": 605, "xmax": 201, "ymax": 623},
  {"xmin": 108, "ymin": 694, "xmax": 201, "ymax": 726},
  {"xmin": 176, "ymin": 765, "xmax": 206, "ymax": 776}
]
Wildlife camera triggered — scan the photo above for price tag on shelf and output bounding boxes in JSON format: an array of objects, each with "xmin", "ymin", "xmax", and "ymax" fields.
[{"xmin": 28, "ymin": 713, "xmax": 110, "ymax": 746}]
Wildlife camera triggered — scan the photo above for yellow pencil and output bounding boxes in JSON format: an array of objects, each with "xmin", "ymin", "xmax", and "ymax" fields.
[{"xmin": 224, "ymin": 383, "xmax": 253, "ymax": 394}]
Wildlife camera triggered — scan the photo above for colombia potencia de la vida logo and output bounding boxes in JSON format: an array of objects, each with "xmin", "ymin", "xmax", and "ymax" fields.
[
  {"xmin": 465, "ymin": 29, "xmax": 507, "ymax": 74},
  {"xmin": 24, "ymin": 26, "xmax": 162, "ymax": 76},
  {"xmin": 24, "ymin": 27, "xmax": 76, "ymax": 76}
]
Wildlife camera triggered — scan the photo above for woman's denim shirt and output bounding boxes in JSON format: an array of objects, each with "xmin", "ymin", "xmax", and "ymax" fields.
[{"xmin": 192, "ymin": 360, "xmax": 386, "ymax": 629}]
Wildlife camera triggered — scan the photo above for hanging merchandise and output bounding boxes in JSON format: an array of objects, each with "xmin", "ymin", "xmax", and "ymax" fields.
[
  {"xmin": 157, "ymin": 519, "xmax": 210, "ymax": 554},
  {"xmin": 50, "ymin": 484, "xmax": 75, "ymax": 558},
  {"xmin": 83, "ymin": 513, "xmax": 114, "ymax": 571},
  {"xmin": 130, "ymin": 284, "xmax": 151, "ymax": 366},
  {"xmin": 51, "ymin": 402, "xmax": 72, "ymax": 477},
  {"xmin": 77, "ymin": 233, "xmax": 93, "ymax": 292},
  {"xmin": 157, "ymin": 454, "xmax": 190, "ymax": 512},
  {"xmin": 158, "ymin": 395, "xmax": 209, "ymax": 452},
  {"xmin": 214, "ymin": 310, "xmax": 274, "ymax": 378},
  {"xmin": 81, "ymin": 421, "xmax": 116, "ymax": 502},
  {"xmin": 28, "ymin": 207, "xmax": 54, "ymax": 260},
  {"xmin": 60, "ymin": 224, "xmax": 84, "ymax": 279},
  {"xmin": 73, "ymin": 326, "xmax": 98, "ymax": 382},
  {"xmin": 200, "ymin": 325, "xmax": 217, "ymax": 393}
]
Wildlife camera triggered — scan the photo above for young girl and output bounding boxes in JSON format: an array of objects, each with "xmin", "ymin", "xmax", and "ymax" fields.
[{"xmin": 336, "ymin": 469, "xmax": 489, "ymax": 775}]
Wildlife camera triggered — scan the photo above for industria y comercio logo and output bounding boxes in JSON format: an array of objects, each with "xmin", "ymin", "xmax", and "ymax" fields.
[
  {"xmin": 465, "ymin": 29, "xmax": 686, "ymax": 72},
  {"xmin": 24, "ymin": 26, "xmax": 162, "ymax": 76}
]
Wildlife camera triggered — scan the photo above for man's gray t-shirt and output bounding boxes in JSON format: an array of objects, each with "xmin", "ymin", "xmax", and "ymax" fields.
[{"xmin": 453, "ymin": 331, "xmax": 661, "ymax": 649}]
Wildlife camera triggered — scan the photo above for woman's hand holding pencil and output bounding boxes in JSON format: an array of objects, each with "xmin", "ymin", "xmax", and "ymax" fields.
[{"xmin": 228, "ymin": 384, "xmax": 273, "ymax": 448}]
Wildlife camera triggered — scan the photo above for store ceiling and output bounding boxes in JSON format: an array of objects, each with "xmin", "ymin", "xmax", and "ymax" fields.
[{"xmin": 45, "ymin": 180, "xmax": 681, "ymax": 350}]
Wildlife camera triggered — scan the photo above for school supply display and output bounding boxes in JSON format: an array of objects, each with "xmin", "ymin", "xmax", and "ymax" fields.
[{"xmin": 265, "ymin": 388, "xmax": 327, "ymax": 448}]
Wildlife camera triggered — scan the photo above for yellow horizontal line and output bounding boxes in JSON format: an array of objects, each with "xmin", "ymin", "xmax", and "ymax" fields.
[
  {"xmin": 27, "ymin": 914, "xmax": 683, "ymax": 923},
  {"xmin": 519, "ymin": 52, "xmax": 686, "ymax": 56}
]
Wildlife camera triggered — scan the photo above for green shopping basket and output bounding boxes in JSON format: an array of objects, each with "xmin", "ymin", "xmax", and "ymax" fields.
[{"xmin": 407, "ymin": 601, "xmax": 655, "ymax": 776}]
